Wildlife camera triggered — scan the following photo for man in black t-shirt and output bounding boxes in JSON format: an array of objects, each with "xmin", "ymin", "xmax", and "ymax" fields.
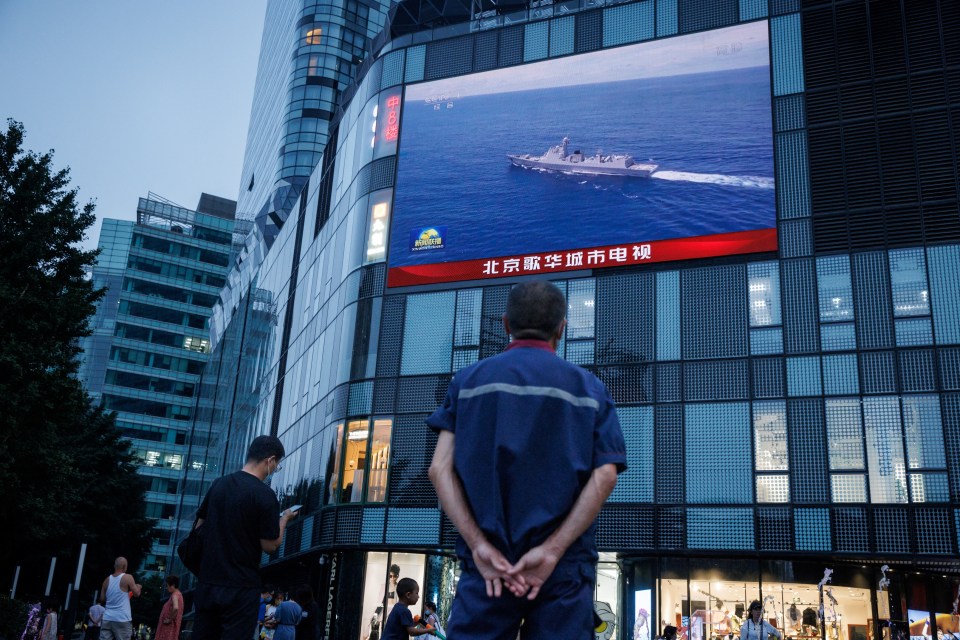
[{"xmin": 192, "ymin": 436, "xmax": 297, "ymax": 640}]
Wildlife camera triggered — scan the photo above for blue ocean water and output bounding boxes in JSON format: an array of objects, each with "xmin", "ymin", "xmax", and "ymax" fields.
[{"xmin": 391, "ymin": 66, "xmax": 775, "ymax": 267}]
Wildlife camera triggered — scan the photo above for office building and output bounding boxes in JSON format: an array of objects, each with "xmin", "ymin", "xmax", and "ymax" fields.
[
  {"xmin": 175, "ymin": 0, "xmax": 960, "ymax": 638},
  {"xmin": 79, "ymin": 193, "xmax": 236, "ymax": 574},
  {"xmin": 235, "ymin": 0, "xmax": 391, "ymax": 242}
]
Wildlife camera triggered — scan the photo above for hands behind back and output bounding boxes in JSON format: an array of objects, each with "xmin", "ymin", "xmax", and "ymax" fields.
[{"xmin": 506, "ymin": 545, "xmax": 561, "ymax": 601}]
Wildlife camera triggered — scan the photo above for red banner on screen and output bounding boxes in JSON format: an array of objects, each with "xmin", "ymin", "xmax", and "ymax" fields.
[{"xmin": 387, "ymin": 227, "xmax": 777, "ymax": 287}]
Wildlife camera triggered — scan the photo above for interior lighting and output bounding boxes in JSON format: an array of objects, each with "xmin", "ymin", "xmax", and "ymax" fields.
[{"xmin": 305, "ymin": 28, "xmax": 322, "ymax": 44}]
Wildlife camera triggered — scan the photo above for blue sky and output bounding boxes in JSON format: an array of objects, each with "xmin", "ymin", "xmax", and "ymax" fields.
[
  {"xmin": 407, "ymin": 21, "xmax": 769, "ymax": 101},
  {"xmin": 0, "ymin": 1, "xmax": 266, "ymax": 251}
]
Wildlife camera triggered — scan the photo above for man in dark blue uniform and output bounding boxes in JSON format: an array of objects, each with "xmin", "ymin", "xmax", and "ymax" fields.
[{"xmin": 428, "ymin": 280, "xmax": 627, "ymax": 640}]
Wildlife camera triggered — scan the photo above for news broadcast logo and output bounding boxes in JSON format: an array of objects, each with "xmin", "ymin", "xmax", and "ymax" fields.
[{"xmin": 410, "ymin": 226, "xmax": 446, "ymax": 252}]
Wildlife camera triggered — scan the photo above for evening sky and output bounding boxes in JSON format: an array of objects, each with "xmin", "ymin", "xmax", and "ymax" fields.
[{"xmin": 0, "ymin": 1, "xmax": 266, "ymax": 251}]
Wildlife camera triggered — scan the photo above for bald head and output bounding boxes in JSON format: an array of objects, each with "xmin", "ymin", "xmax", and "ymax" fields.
[{"xmin": 114, "ymin": 557, "xmax": 128, "ymax": 571}]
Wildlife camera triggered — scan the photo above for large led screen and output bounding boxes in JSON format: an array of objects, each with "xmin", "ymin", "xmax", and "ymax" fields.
[{"xmin": 388, "ymin": 21, "xmax": 776, "ymax": 287}]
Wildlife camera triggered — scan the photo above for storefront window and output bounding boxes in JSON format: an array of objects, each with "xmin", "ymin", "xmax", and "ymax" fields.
[
  {"xmin": 580, "ymin": 559, "xmax": 960, "ymax": 640},
  {"xmin": 596, "ymin": 553, "xmax": 621, "ymax": 640},
  {"xmin": 762, "ymin": 581, "xmax": 871, "ymax": 640},
  {"xmin": 358, "ymin": 553, "xmax": 427, "ymax": 640},
  {"xmin": 358, "ymin": 552, "xmax": 388, "ymax": 640},
  {"xmin": 688, "ymin": 580, "xmax": 761, "ymax": 640},
  {"xmin": 762, "ymin": 564, "xmax": 873, "ymax": 640}
]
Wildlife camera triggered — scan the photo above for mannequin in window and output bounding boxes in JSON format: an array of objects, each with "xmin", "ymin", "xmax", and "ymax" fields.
[
  {"xmin": 788, "ymin": 603, "xmax": 801, "ymax": 632},
  {"xmin": 383, "ymin": 564, "xmax": 401, "ymax": 621},
  {"xmin": 727, "ymin": 604, "xmax": 743, "ymax": 635},
  {"xmin": 741, "ymin": 601, "xmax": 782, "ymax": 640}
]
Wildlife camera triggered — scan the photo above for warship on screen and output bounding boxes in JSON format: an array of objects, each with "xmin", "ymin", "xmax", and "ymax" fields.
[{"xmin": 507, "ymin": 137, "xmax": 658, "ymax": 177}]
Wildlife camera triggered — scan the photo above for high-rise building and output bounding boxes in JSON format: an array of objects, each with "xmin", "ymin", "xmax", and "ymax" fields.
[
  {"xmin": 79, "ymin": 193, "xmax": 236, "ymax": 574},
  {"xmin": 175, "ymin": 0, "xmax": 960, "ymax": 638},
  {"xmin": 235, "ymin": 0, "xmax": 391, "ymax": 244}
]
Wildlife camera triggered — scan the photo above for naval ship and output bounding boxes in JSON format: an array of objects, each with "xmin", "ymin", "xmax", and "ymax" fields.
[{"xmin": 507, "ymin": 137, "xmax": 658, "ymax": 177}]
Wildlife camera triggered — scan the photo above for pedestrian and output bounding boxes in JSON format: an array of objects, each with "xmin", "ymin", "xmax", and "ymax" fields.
[
  {"xmin": 192, "ymin": 435, "xmax": 298, "ymax": 640},
  {"xmin": 294, "ymin": 586, "xmax": 320, "ymax": 640},
  {"xmin": 740, "ymin": 601, "xmax": 782, "ymax": 640},
  {"xmin": 257, "ymin": 587, "xmax": 275, "ymax": 639},
  {"xmin": 261, "ymin": 593, "xmax": 281, "ymax": 640},
  {"xmin": 428, "ymin": 280, "xmax": 627, "ymax": 640},
  {"xmin": 419, "ymin": 602, "xmax": 444, "ymax": 639},
  {"xmin": 270, "ymin": 591, "xmax": 303, "ymax": 640},
  {"xmin": 87, "ymin": 600, "xmax": 105, "ymax": 640},
  {"xmin": 100, "ymin": 557, "xmax": 142, "ymax": 640},
  {"xmin": 154, "ymin": 576, "xmax": 183, "ymax": 640},
  {"xmin": 382, "ymin": 578, "xmax": 435, "ymax": 640},
  {"xmin": 39, "ymin": 598, "xmax": 58, "ymax": 640}
]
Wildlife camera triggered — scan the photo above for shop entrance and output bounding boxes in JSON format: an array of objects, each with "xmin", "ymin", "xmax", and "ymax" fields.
[{"xmin": 623, "ymin": 559, "xmax": 954, "ymax": 640}]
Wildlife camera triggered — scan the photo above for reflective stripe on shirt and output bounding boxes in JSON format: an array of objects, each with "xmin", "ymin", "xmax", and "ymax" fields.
[{"xmin": 458, "ymin": 382, "xmax": 601, "ymax": 409}]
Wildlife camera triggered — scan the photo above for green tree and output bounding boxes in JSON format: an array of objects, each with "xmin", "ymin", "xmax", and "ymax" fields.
[
  {"xmin": 0, "ymin": 119, "xmax": 153, "ymax": 595},
  {"xmin": 130, "ymin": 573, "xmax": 167, "ymax": 629}
]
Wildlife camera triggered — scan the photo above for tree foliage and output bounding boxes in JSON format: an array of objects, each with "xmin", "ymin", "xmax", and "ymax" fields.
[
  {"xmin": 0, "ymin": 119, "xmax": 153, "ymax": 595},
  {"xmin": 130, "ymin": 574, "xmax": 167, "ymax": 629}
]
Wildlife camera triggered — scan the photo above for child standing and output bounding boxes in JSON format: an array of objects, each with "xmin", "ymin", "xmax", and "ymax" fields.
[
  {"xmin": 420, "ymin": 602, "xmax": 445, "ymax": 640},
  {"xmin": 383, "ymin": 579, "xmax": 435, "ymax": 640}
]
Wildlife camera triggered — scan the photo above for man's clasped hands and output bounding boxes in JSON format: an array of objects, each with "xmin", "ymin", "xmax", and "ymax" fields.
[{"xmin": 471, "ymin": 539, "xmax": 564, "ymax": 601}]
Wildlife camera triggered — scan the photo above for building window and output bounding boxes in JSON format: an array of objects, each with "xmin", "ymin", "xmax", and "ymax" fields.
[
  {"xmin": 863, "ymin": 397, "xmax": 908, "ymax": 503},
  {"xmin": 335, "ymin": 418, "xmax": 393, "ymax": 503},
  {"xmin": 306, "ymin": 27, "xmax": 322, "ymax": 45},
  {"xmin": 184, "ymin": 336, "xmax": 210, "ymax": 353},
  {"xmin": 747, "ymin": 262, "xmax": 781, "ymax": 327},
  {"xmin": 816, "ymin": 256, "xmax": 854, "ymax": 322},
  {"xmin": 754, "ymin": 401, "xmax": 788, "ymax": 503},
  {"xmin": 902, "ymin": 394, "xmax": 948, "ymax": 502},
  {"xmin": 401, "ymin": 291, "xmax": 455, "ymax": 375},
  {"xmin": 366, "ymin": 418, "xmax": 392, "ymax": 503}
]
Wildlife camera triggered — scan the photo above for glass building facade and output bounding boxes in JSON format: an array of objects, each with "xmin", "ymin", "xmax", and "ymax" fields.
[
  {"xmin": 79, "ymin": 194, "xmax": 236, "ymax": 574},
  {"xmin": 174, "ymin": 0, "xmax": 960, "ymax": 638},
  {"xmin": 235, "ymin": 0, "xmax": 391, "ymax": 244}
]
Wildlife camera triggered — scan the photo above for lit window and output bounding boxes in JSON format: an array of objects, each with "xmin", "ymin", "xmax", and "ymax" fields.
[
  {"xmin": 366, "ymin": 419, "xmax": 392, "ymax": 503},
  {"xmin": 184, "ymin": 337, "xmax": 210, "ymax": 353},
  {"xmin": 340, "ymin": 420, "xmax": 368, "ymax": 503},
  {"xmin": 747, "ymin": 262, "xmax": 781, "ymax": 327},
  {"xmin": 305, "ymin": 28, "xmax": 322, "ymax": 45},
  {"xmin": 144, "ymin": 451, "xmax": 160, "ymax": 466}
]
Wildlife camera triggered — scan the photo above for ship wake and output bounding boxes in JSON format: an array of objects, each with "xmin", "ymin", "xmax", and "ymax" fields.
[{"xmin": 651, "ymin": 170, "xmax": 774, "ymax": 189}]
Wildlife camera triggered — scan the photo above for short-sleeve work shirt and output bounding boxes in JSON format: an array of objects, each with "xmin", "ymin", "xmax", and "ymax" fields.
[{"xmin": 427, "ymin": 339, "xmax": 627, "ymax": 564}]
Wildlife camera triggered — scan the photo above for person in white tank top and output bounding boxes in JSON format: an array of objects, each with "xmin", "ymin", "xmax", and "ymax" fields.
[{"xmin": 99, "ymin": 557, "xmax": 142, "ymax": 640}]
